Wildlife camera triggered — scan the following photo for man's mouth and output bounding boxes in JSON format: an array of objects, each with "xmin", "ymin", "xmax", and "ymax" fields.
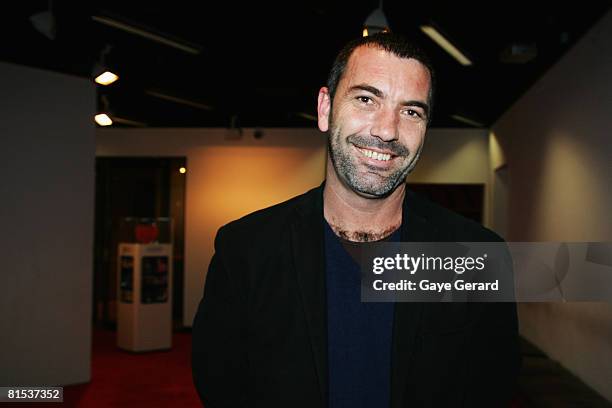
[{"xmin": 355, "ymin": 146, "xmax": 395, "ymax": 162}]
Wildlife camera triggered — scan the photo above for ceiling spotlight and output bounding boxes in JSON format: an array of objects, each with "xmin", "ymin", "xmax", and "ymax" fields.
[
  {"xmin": 94, "ymin": 71, "xmax": 119, "ymax": 85},
  {"xmin": 179, "ymin": 167, "xmax": 187, "ymax": 174},
  {"xmin": 95, "ymin": 95, "xmax": 114, "ymax": 126},
  {"xmin": 92, "ymin": 45, "xmax": 119, "ymax": 85},
  {"xmin": 420, "ymin": 25, "xmax": 473, "ymax": 66},
  {"xmin": 95, "ymin": 113, "xmax": 113, "ymax": 126},
  {"xmin": 363, "ymin": 1, "xmax": 390, "ymax": 37}
]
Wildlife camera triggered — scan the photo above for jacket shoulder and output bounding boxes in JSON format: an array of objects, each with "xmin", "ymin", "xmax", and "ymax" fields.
[{"xmin": 406, "ymin": 189, "xmax": 503, "ymax": 242}]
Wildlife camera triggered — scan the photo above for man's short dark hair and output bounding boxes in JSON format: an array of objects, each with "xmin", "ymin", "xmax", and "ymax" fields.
[{"xmin": 326, "ymin": 33, "xmax": 436, "ymax": 123}]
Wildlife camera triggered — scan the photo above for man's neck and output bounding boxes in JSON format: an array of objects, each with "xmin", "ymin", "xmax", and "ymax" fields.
[{"xmin": 323, "ymin": 164, "xmax": 404, "ymax": 242}]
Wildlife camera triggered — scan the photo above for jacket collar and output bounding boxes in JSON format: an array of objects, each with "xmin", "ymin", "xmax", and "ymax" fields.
[{"xmin": 293, "ymin": 182, "xmax": 439, "ymax": 237}]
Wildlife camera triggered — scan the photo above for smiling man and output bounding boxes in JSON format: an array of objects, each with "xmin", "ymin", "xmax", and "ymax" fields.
[
  {"xmin": 320, "ymin": 44, "xmax": 431, "ymax": 243},
  {"xmin": 192, "ymin": 33, "xmax": 520, "ymax": 408}
]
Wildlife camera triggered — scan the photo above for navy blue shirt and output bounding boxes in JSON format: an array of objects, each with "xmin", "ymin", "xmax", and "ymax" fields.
[{"xmin": 324, "ymin": 221, "xmax": 398, "ymax": 408}]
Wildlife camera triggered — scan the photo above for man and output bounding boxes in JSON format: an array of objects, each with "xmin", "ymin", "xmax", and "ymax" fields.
[{"xmin": 192, "ymin": 33, "xmax": 520, "ymax": 407}]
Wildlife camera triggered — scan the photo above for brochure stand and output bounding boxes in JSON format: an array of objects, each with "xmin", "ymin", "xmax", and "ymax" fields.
[{"xmin": 117, "ymin": 243, "xmax": 172, "ymax": 351}]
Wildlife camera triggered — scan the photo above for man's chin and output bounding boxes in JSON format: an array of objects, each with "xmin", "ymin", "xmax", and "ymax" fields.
[
  {"xmin": 347, "ymin": 180, "xmax": 398, "ymax": 199},
  {"xmin": 331, "ymin": 156, "xmax": 405, "ymax": 198}
]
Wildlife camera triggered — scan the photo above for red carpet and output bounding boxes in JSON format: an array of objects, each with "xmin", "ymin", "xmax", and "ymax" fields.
[
  {"xmin": 5, "ymin": 329, "xmax": 201, "ymax": 408},
  {"xmin": 63, "ymin": 329, "xmax": 201, "ymax": 407}
]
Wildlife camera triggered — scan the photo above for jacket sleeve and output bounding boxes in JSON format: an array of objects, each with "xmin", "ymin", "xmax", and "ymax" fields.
[
  {"xmin": 192, "ymin": 226, "xmax": 248, "ymax": 407},
  {"xmin": 463, "ymin": 241, "xmax": 521, "ymax": 407}
]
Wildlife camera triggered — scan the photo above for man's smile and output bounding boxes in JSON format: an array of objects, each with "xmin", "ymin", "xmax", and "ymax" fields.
[
  {"xmin": 351, "ymin": 144, "xmax": 402, "ymax": 170},
  {"xmin": 356, "ymin": 146, "xmax": 394, "ymax": 161}
]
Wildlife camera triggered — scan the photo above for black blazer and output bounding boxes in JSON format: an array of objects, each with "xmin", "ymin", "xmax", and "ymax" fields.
[{"xmin": 192, "ymin": 183, "xmax": 520, "ymax": 408}]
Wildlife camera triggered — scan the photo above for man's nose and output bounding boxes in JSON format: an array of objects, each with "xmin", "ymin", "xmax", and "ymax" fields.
[{"xmin": 370, "ymin": 107, "xmax": 398, "ymax": 142}]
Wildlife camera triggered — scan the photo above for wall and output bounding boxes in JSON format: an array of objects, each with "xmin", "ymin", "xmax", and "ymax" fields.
[
  {"xmin": 0, "ymin": 63, "xmax": 95, "ymax": 385},
  {"xmin": 96, "ymin": 128, "xmax": 327, "ymax": 326},
  {"xmin": 411, "ymin": 128, "xmax": 489, "ymax": 184},
  {"xmin": 96, "ymin": 127, "xmax": 489, "ymax": 327},
  {"xmin": 492, "ymin": 10, "xmax": 612, "ymax": 401}
]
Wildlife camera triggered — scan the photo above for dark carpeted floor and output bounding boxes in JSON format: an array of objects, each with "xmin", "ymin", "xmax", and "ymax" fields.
[
  {"xmin": 62, "ymin": 329, "xmax": 201, "ymax": 407},
  {"xmin": 515, "ymin": 338, "xmax": 612, "ymax": 408},
  {"xmin": 6, "ymin": 330, "xmax": 610, "ymax": 407}
]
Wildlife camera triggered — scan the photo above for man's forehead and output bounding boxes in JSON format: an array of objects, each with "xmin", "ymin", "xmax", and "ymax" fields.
[
  {"xmin": 341, "ymin": 45, "xmax": 431, "ymax": 93},
  {"xmin": 348, "ymin": 45, "xmax": 391, "ymax": 65}
]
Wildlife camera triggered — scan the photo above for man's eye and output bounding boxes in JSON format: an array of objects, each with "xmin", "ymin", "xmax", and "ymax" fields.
[
  {"xmin": 403, "ymin": 109, "xmax": 422, "ymax": 118},
  {"xmin": 357, "ymin": 96, "xmax": 373, "ymax": 104}
]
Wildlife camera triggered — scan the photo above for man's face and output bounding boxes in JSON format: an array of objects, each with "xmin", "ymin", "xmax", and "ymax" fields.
[{"xmin": 318, "ymin": 46, "xmax": 431, "ymax": 198}]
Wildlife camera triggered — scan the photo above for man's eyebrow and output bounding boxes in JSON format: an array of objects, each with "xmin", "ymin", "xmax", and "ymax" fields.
[{"xmin": 348, "ymin": 84, "xmax": 384, "ymax": 98}]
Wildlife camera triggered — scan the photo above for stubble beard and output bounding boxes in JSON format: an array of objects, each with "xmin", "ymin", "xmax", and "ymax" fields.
[{"xmin": 327, "ymin": 119, "xmax": 424, "ymax": 198}]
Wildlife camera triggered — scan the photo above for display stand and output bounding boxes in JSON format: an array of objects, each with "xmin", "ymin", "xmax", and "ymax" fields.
[{"xmin": 117, "ymin": 243, "xmax": 172, "ymax": 352}]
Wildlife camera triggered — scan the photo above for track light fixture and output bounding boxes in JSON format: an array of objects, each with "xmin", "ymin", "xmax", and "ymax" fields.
[
  {"xmin": 363, "ymin": 0, "xmax": 390, "ymax": 37},
  {"xmin": 93, "ymin": 44, "xmax": 119, "ymax": 85},
  {"xmin": 95, "ymin": 95, "xmax": 113, "ymax": 126}
]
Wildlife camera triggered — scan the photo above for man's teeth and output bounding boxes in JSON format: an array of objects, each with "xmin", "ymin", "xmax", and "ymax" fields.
[{"xmin": 360, "ymin": 148, "xmax": 391, "ymax": 161}]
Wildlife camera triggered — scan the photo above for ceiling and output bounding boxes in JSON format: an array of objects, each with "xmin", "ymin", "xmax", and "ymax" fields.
[{"xmin": 3, "ymin": 1, "xmax": 611, "ymax": 128}]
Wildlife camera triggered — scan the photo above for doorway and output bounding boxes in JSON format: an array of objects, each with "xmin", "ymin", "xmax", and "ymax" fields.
[
  {"xmin": 94, "ymin": 157, "xmax": 186, "ymax": 329},
  {"xmin": 407, "ymin": 183, "xmax": 485, "ymax": 223}
]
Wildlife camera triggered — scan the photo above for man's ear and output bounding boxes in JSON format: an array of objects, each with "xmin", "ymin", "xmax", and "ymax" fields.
[{"xmin": 317, "ymin": 87, "xmax": 331, "ymax": 132}]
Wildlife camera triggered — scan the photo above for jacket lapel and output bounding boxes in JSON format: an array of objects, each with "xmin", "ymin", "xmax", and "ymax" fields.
[
  {"xmin": 391, "ymin": 190, "xmax": 440, "ymax": 408},
  {"xmin": 291, "ymin": 184, "xmax": 328, "ymax": 407}
]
